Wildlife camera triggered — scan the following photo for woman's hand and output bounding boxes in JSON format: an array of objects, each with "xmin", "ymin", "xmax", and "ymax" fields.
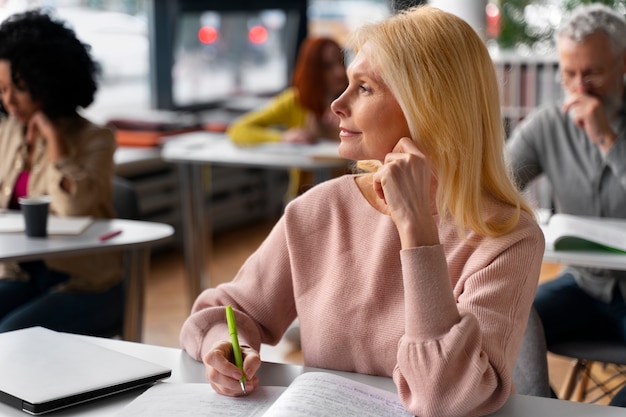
[
  {"xmin": 371, "ymin": 137, "xmax": 439, "ymax": 249},
  {"xmin": 202, "ymin": 340, "xmax": 261, "ymax": 396},
  {"xmin": 26, "ymin": 110, "xmax": 72, "ymax": 191},
  {"xmin": 26, "ymin": 110, "xmax": 67, "ymax": 162},
  {"xmin": 282, "ymin": 128, "xmax": 316, "ymax": 144}
]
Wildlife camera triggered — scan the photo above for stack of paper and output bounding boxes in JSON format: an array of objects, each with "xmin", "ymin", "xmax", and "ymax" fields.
[{"xmin": 0, "ymin": 212, "xmax": 93, "ymax": 235}]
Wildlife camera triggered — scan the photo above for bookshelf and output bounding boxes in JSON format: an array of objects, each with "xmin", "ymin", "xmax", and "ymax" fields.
[
  {"xmin": 491, "ymin": 49, "xmax": 561, "ymax": 138},
  {"xmin": 491, "ymin": 49, "xmax": 560, "ymax": 209}
]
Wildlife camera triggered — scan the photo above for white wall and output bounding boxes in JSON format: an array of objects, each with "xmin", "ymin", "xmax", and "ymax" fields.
[{"xmin": 427, "ymin": 0, "xmax": 488, "ymax": 39}]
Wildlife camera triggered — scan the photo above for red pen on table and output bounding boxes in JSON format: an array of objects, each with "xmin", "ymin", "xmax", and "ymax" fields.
[{"xmin": 99, "ymin": 229, "xmax": 122, "ymax": 242}]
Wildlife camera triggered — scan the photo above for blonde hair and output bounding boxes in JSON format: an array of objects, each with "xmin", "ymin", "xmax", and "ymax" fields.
[{"xmin": 350, "ymin": 6, "xmax": 533, "ymax": 237}]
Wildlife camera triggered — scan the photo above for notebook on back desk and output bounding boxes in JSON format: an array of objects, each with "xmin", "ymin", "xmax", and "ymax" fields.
[{"xmin": 0, "ymin": 327, "xmax": 171, "ymax": 415}]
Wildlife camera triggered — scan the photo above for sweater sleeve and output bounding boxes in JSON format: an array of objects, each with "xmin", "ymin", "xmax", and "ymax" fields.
[
  {"xmin": 179, "ymin": 216, "xmax": 298, "ymax": 360},
  {"xmin": 603, "ymin": 131, "xmax": 626, "ymax": 191},
  {"xmin": 46, "ymin": 124, "xmax": 116, "ymax": 217},
  {"xmin": 226, "ymin": 89, "xmax": 307, "ymax": 145},
  {"xmin": 393, "ymin": 226, "xmax": 544, "ymax": 417},
  {"xmin": 506, "ymin": 110, "xmax": 546, "ymax": 190}
]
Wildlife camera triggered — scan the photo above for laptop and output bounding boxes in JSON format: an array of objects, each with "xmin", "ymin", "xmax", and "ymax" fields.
[{"xmin": 0, "ymin": 327, "xmax": 172, "ymax": 415}]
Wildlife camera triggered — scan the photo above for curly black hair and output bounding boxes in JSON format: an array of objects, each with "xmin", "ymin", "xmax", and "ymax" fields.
[{"xmin": 0, "ymin": 8, "xmax": 100, "ymax": 119}]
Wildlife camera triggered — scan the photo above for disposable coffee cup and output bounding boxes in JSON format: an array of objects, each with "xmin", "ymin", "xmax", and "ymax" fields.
[{"xmin": 18, "ymin": 196, "xmax": 51, "ymax": 238}]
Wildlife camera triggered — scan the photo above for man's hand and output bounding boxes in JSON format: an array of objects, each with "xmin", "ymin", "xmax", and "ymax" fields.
[{"xmin": 563, "ymin": 93, "xmax": 617, "ymax": 153}]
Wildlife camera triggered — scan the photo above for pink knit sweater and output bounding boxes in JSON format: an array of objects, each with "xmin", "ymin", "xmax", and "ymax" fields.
[{"xmin": 180, "ymin": 175, "xmax": 545, "ymax": 417}]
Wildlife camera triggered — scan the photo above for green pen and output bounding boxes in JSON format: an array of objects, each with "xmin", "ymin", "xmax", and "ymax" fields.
[{"xmin": 225, "ymin": 305, "xmax": 247, "ymax": 394}]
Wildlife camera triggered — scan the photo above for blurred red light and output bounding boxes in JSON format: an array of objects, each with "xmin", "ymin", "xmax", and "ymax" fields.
[
  {"xmin": 486, "ymin": 3, "xmax": 500, "ymax": 18},
  {"xmin": 486, "ymin": 3, "xmax": 500, "ymax": 39},
  {"xmin": 248, "ymin": 25, "xmax": 268, "ymax": 44},
  {"xmin": 198, "ymin": 26, "xmax": 218, "ymax": 44}
]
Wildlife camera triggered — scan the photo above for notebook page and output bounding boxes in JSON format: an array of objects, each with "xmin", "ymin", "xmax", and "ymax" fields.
[
  {"xmin": 116, "ymin": 383, "xmax": 285, "ymax": 417},
  {"xmin": 264, "ymin": 372, "xmax": 412, "ymax": 417}
]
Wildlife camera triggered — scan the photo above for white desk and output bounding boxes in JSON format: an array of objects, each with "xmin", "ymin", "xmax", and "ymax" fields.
[
  {"xmin": 0, "ymin": 334, "xmax": 624, "ymax": 416},
  {"xmin": 161, "ymin": 131, "xmax": 350, "ymax": 301},
  {"xmin": 113, "ymin": 146, "xmax": 164, "ymax": 178},
  {"xmin": 0, "ymin": 218, "xmax": 174, "ymax": 342}
]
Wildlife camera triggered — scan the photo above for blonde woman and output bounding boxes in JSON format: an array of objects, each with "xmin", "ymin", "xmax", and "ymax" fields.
[{"xmin": 181, "ymin": 6, "xmax": 544, "ymax": 416}]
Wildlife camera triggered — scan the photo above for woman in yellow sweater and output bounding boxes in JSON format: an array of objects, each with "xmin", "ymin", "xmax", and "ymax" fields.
[{"xmin": 227, "ymin": 36, "xmax": 348, "ymax": 199}]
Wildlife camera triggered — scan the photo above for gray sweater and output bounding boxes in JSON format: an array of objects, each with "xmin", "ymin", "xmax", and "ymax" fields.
[{"xmin": 507, "ymin": 98, "xmax": 626, "ymax": 302}]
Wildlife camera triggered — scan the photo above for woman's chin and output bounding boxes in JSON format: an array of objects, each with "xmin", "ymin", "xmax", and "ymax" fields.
[{"xmin": 337, "ymin": 143, "xmax": 354, "ymax": 160}]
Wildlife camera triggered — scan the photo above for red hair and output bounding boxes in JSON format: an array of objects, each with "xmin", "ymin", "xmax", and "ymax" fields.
[{"xmin": 292, "ymin": 37, "xmax": 343, "ymax": 119}]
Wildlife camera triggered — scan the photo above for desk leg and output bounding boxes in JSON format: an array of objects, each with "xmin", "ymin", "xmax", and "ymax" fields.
[
  {"xmin": 178, "ymin": 163, "xmax": 210, "ymax": 305},
  {"xmin": 123, "ymin": 248, "xmax": 150, "ymax": 342}
]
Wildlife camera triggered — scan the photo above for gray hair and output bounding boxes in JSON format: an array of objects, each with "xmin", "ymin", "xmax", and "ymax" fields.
[{"xmin": 556, "ymin": 3, "xmax": 626, "ymax": 56}]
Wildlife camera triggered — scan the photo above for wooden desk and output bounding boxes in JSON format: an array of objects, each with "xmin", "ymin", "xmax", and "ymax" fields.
[
  {"xmin": 0, "ymin": 334, "xmax": 624, "ymax": 416},
  {"xmin": 161, "ymin": 131, "xmax": 349, "ymax": 302},
  {"xmin": 0, "ymin": 218, "xmax": 174, "ymax": 342}
]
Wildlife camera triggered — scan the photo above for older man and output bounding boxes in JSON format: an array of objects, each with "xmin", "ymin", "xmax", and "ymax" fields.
[{"xmin": 506, "ymin": 3, "xmax": 626, "ymax": 399}]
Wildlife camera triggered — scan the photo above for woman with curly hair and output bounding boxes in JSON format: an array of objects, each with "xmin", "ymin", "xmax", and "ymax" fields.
[{"xmin": 0, "ymin": 9, "xmax": 123, "ymax": 336}]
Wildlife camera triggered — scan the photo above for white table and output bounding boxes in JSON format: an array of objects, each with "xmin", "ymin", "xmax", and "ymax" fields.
[
  {"xmin": 113, "ymin": 146, "xmax": 163, "ymax": 178},
  {"xmin": 0, "ymin": 218, "xmax": 174, "ymax": 342},
  {"xmin": 161, "ymin": 131, "xmax": 350, "ymax": 302},
  {"xmin": 0, "ymin": 334, "xmax": 624, "ymax": 416}
]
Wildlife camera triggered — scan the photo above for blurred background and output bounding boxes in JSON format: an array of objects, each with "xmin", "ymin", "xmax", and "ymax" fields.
[{"xmin": 0, "ymin": 0, "xmax": 618, "ymax": 125}]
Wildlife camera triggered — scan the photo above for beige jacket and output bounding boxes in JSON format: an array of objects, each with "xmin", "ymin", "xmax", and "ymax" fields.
[{"xmin": 0, "ymin": 115, "xmax": 122, "ymax": 291}]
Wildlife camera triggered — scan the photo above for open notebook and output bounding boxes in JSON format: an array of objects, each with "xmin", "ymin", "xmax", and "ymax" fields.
[
  {"xmin": 0, "ymin": 212, "xmax": 93, "ymax": 235},
  {"xmin": 0, "ymin": 327, "xmax": 171, "ymax": 415},
  {"xmin": 117, "ymin": 372, "xmax": 411, "ymax": 417}
]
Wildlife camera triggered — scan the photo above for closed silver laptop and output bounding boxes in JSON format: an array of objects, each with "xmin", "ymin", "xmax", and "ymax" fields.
[{"xmin": 0, "ymin": 327, "xmax": 171, "ymax": 415}]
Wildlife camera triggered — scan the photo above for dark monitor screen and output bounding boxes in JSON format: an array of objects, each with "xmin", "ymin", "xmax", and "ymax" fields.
[
  {"xmin": 174, "ymin": 9, "xmax": 300, "ymax": 107},
  {"xmin": 149, "ymin": 0, "xmax": 307, "ymax": 113}
]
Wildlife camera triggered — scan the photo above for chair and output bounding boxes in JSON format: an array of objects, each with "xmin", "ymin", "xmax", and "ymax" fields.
[
  {"xmin": 549, "ymin": 341, "xmax": 626, "ymax": 403},
  {"xmin": 97, "ymin": 176, "xmax": 142, "ymax": 341},
  {"xmin": 513, "ymin": 307, "xmax": 552, "ymax": 397},
  {"xmin": 112, "ymin": 176, "xmax": 140, "ymax": 221}
]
